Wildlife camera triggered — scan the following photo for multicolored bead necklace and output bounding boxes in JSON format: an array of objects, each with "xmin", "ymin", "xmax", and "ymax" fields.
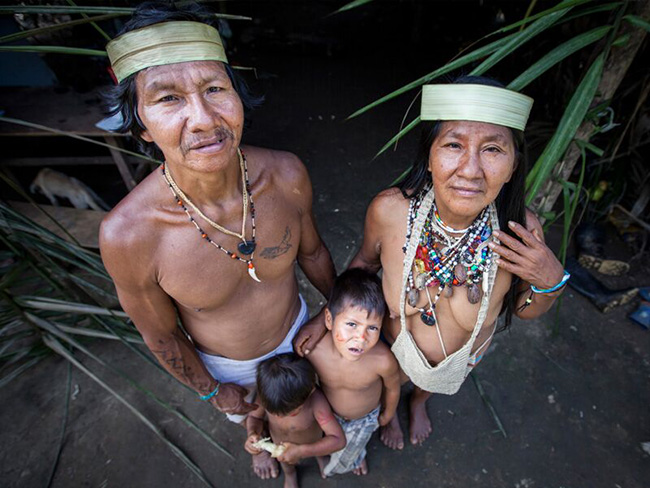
[
  {"xmin": 161, "ymin": 148, "xmax": 261, "ymax": 282},
  {"xmin": 404, "ymin": 190, "xmax": 493, "ymax": 326}
]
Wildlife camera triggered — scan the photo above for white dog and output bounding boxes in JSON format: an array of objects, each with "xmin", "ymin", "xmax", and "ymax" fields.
[{"xmin": 29, "ymin": 168, "xmax": 110, "ymax": 211}]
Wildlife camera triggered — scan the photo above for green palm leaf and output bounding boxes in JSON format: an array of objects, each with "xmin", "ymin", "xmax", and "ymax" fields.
[
  {"xmin": 470, "ymin": 7, "xmax": 571, "ymax": 76},
  {"xmin": 0, "ymin": 14, "xmax": 120, "ymax": 44},
  {"xmin": 0, "ymin": 45, "xmax": 107, "ymax": 56},
  {"xmin": 348, "ymin": 33, "xmax": 517, "ymax": 119},
  {"xmin": 623, "ymin": 14, "xmax": 650, "ymax": 32},
  {"xmin": 332, "ymin": 0, "xmax": 375, "ymax": 15},
  {"xmin": 375, "ymin": 116, "xmax": 421, "ymax": 158},
  {"xmin": 525, "ymin": 53, "xmax": 605, "ymax": 204},
  {"xmin": 508, "ymin": 25, "xmax": 611, "ymax": 91},
  {"xmin": 492, "ymin": 0, "xmax": 593, "ymax": 35}
]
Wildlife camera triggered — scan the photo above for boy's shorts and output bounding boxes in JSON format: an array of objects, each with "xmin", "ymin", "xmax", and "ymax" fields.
[{"xmin": 323, "ymin": 405, "xmax": 380, "ymax": 476}]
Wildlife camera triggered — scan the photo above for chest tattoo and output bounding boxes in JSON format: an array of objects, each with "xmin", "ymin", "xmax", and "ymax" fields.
[{"xmin": 261, "ymin": 226, "xmax": 293, "ymax": 259}]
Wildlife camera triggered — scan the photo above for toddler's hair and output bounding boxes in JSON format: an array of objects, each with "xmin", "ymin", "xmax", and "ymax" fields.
[
  {"xmin": 328, "ymin": 268, "xmax": 387, "ymax": 320},
  {"xmin": 256, "ymin": 353, "xmax": 317, "ymax": 415}
]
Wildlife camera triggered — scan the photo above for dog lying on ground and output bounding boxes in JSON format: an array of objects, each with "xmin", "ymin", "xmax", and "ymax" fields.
[{"xmin": 29, "ymin": 168, "xmax": 110, "ymax": 211}]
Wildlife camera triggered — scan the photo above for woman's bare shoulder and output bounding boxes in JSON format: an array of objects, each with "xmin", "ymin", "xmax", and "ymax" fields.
[{"xmin": 367, "ymin": 187, "xmax": 409, "ymax": 225}]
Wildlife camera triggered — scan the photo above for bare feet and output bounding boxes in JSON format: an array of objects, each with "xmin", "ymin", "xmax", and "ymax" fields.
[
  {"xmin": 315, "ymin": 456, "xmax": 329, "ymax": 479},
  {"xmin": 281, "ymin": 463, "xmax": 299, "ymax": 488},
  {"xmin": 409, "ymin": 396, "xmax": 432, "ymax": 445},
  {"xmin": 252, "ymin": 451, "xmax": 279, "ymax": 480},
  {"xmin": 353, "ymin": 458, "xmax": 368, "ymax": 476},
  {"xmin": 380, "ymin": 414, "xmax": 405, "ymax": 450}
]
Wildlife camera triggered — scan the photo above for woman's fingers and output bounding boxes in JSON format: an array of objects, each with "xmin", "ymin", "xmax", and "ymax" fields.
[
  {"xmin": 507, "ymin": 221, "xmax": 541, "ymax": 248},
  {"xmin": 494, "ymin": 256, "xmax": 526, "ymax": 277},
  {"xmin": 489, "ymin": 241, "xmax": 527, "ymax": 265}
]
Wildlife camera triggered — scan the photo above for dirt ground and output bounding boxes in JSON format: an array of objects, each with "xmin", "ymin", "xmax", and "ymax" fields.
[{"xmin": 1, "ymin": 2, "xmax": 650, "ymax": 487}]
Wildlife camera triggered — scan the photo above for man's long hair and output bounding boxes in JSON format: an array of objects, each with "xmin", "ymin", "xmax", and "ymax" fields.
[
  {"xmin": 103, "ymin": 1, "xmax": 262, "ymax": 160},
  {"xmin": 396, "ymin": 75, "xmax": 528, "ymax": 330}
]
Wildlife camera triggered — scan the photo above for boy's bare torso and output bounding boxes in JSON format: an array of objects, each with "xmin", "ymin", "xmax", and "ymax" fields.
[
  {"xmin": 309, "ymin": 332, "xmax": 387, "ymax": 420},
  {"xmin": 371, "ymin": 189, "xmax": 512, "ymax": 365},
  {"xmin": 267, "ymin": 390, "xmax": 327, "ymax": 446},
  {"xmin": 103, "ymin": 146, "xmax": 305, "ymax": 360}
]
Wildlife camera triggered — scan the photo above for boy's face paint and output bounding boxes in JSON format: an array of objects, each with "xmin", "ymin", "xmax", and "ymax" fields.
[{"xmin": 325, "ymin": 305, "xmax": 383, "ymax": 361}]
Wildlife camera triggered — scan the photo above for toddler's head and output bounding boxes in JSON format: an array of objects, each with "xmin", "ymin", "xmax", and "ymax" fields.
[
  {"xmin": 325, "ymin": 268, "xmax": 386, "ymax": 361},
  {"xmin": 256, "ymin": 353, "xmax": 317, "ymax": 416}
]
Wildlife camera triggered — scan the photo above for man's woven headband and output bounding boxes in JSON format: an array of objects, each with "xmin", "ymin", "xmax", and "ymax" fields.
[
  {"xmin": 421, "ymin": 84, "xmax": 534, "ymax": 131},
  {"xmin": 106, "ymin": 21, "xmax": 228, "ymax": 83}
]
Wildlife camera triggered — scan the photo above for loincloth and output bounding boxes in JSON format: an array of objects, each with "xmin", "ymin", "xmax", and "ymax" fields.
[
  {"xmin": 197, "ymin": 295, "xmax": 308, "ymax": 423},
  {"xmin": 323, "ymin": 405, "xmax": 380, "ymax": 476}
]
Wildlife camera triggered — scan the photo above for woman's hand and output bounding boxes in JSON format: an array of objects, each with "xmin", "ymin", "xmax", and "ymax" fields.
[{"xmin": 489, "ymin": 221, "xmax": 564, "ymax": 289}]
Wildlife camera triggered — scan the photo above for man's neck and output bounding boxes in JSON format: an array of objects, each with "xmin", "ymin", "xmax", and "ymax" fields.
[{"xmin": 164, "ymin": 151, "xmax": 243, "ymax": 208}]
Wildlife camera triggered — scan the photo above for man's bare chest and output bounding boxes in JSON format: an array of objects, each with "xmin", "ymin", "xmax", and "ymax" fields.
[{"xmin": 154, "ymin": 196, "xmax": 302, "ymax": 310}]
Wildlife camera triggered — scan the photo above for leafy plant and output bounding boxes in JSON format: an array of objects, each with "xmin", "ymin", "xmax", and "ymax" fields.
[
  {"xmin": 341, "ymin": 0, "xmax": 649, "ymax": 248},
  {"xmin": 0, "ymin": 194, "xmax": 233, "ymax": 486}
]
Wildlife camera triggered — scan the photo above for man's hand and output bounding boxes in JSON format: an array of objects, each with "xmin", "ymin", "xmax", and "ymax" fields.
[
  {"xmin": 490, "ymin": 222, "xmax": 564, "ymax": 290},
  {"xmin": 210, "ymin": 382, "xmax": 257, "ymax": 415},
  {"xmin": 293, "ymin": 312, "xmax": 327, "ymax": 357},
  {"xmin": 276, "ymin": 442, "xmax": 303, "ymax": 465},
  {"xmin": 244, "ymin": 434, "xmax": 263, "ymax": 455}
]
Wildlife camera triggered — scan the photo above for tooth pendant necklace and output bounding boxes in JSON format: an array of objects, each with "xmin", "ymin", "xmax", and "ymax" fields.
[{"xmin": 161, "ymin": 148, "xmax": 261, "ymax": 282}]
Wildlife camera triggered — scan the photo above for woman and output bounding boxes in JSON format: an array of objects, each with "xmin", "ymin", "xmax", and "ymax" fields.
[{"xmin": 349, "ymin": 76, "xmax": 569, "ymax": 449}]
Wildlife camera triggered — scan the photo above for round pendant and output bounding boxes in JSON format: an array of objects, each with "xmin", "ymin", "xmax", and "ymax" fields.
[
  {"xmin": 467, "ymin": 283, "xmax": 481, "ymax": 304},
  {"xmin": 454, "ymin": 263, "xmax": 467, "ymax": 283},
  {"xmin": 238, "ymin": 240, "xmax": 256, "ymax": 255},
  {"xmin": 407, "ymin": 288, "xmax": 420, "ymax": 308},
  {"xmin": 420, "ymin": 311, "xmax": 436, "ymax": 326}
]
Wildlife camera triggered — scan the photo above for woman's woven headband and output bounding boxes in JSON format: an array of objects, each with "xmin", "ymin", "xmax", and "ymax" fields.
[{"xmin": 421, "ymin": 84, "xmax": 534, "ymax": 131}]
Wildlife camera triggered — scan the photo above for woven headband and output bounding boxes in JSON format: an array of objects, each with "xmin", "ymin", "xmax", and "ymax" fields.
[
  {"xmin": 106, "ymin": 21, "xmax": 228, "ymax": 83},
  {"xmin": 421, "ymin": 84, "xmax": 534, "ymax": 131}
]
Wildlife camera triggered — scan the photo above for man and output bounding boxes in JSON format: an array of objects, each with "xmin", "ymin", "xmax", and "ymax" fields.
[{"xmin": 99, "ymin": 3, "xmax": 334, "ymax": 479}]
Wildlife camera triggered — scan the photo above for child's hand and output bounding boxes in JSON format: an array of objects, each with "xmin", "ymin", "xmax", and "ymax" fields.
[
  {"xmin": 244, "ymin": 434, "xmax": 263, "ymax": 455},
  {"xmin": 379, "ymin": 411, "xmax": 393, "ymax": 427},
  {"xmin": 276, "ymin": 442, "xmax": 303, "ymax": 465}
]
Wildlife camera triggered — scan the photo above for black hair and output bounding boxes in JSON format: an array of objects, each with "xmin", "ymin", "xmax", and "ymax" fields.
[
  {"xmin": 327, "ymin": 268, "xmax": 387, "ymax": 320},
  {"xmin": 103, "ymin": 1, "xmax": 263, "ymax": 160},
  {"xmin": 396, "ymin": 75, "xmax": 528, "ymax": 331},
  {"xmin": 256, "ymin": 353, "xmax": 317, "ymax": 416}
]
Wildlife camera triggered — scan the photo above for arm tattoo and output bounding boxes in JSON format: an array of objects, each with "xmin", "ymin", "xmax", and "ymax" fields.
[{"xmin": 261, "ymin": 226, "xmax": 292, "ymax": 259}]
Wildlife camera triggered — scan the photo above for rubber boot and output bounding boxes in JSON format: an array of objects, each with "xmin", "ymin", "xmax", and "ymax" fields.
[
  {"xmin": 566, "ymin": 257, "xmax": 638, "ymax": 313},
  {"xmin": 575, "ymin": 223, "xmax": 629, "ymax": 276}
]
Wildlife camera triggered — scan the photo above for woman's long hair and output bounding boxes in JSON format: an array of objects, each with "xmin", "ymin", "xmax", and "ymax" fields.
[{"xmin": 397, "ymin": 75, "xmax": 528, "ymax": 330}]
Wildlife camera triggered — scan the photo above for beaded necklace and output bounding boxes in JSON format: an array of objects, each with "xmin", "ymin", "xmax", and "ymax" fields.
[
  {"xmin": 161, "ymin": 149, "xmax": 261, "ymax": 282},
  {"xmin": 163, "ymin": 148, "xmax": 257, "ymax": 255},
  {"xmin": 404, "ymin": 189, "xmax": 493, "ymax": 326}
]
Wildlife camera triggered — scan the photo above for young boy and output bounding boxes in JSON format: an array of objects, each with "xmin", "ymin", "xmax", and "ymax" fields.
[
  {"xmin": 244, "ymin": 353, "xmax": 346, "ymax": 488},
  {"xmin": 308, "ymin": 268, "xmax": 401, "ymax": 476}
]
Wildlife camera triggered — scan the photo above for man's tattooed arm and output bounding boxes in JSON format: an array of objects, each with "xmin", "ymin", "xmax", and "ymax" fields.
[{"xmin": 149, "ymin": 328, "xmax": 216, "ymax": 395}]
